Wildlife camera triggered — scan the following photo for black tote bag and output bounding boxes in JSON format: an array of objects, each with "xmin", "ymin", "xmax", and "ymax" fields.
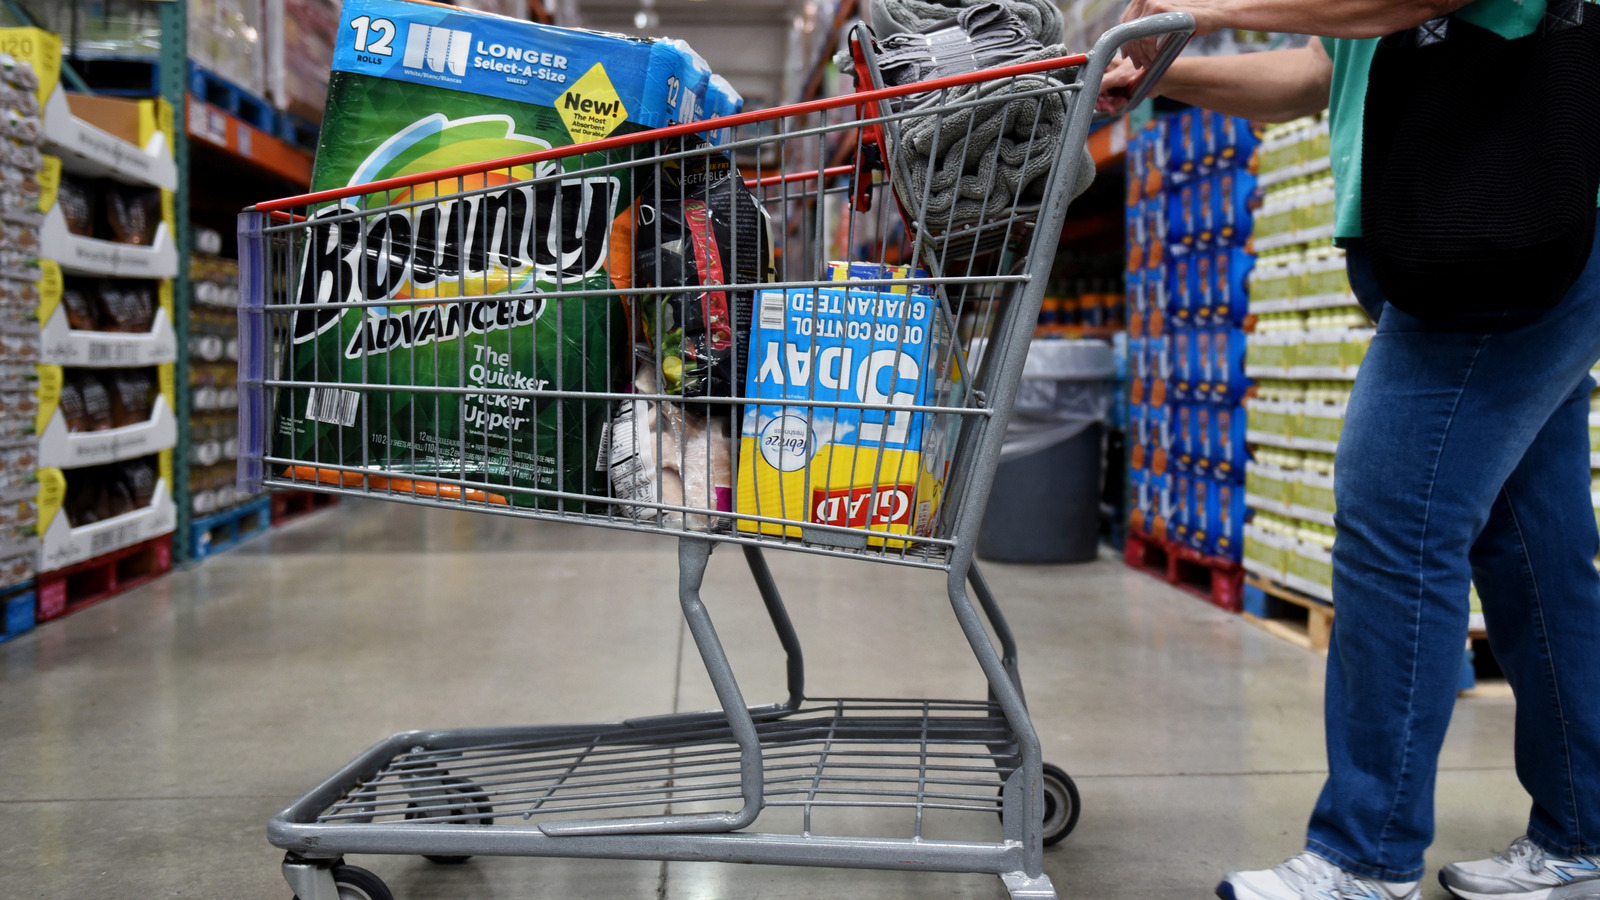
[{"xmin": 1359, "ymin": 0, "xmax": 1600, "ymax": 317}]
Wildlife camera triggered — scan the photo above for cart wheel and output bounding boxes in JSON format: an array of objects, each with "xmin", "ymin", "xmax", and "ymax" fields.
[
  {"xmin": 997, "ymin": 763, "xmax": 1081, "ymax": 846},
  {"xmin": 1040, "ymin": 763, "xmax": 1080, "ymax": 846},
  {"xmin": 292, "ymin": 863, "xmax": 392, "ymax": 900},
  {"xmin": 404, "ymin": 778, "xmax": 494, "ymax": 865}
]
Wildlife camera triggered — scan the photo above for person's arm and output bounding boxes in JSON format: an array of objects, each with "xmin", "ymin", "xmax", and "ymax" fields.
[
  {"xmin": 1118, "ymin": 0, "xmax": 1473, "ymax": 67},
  {"xmin": 1100, "ymin": 43, "xmax": 1337, "ymax": 122},
  {"xmin": 1098, "ymin": 43, "xmax": 1333, "ymax": 123}
]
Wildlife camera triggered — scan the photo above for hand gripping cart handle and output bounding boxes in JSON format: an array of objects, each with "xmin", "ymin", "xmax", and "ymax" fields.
[{"xmin": 240, "ymin": 14, "xmax": 1192, "ymax": 900}]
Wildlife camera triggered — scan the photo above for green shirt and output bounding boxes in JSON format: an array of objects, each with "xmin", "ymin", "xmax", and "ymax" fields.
[{"xmin": 1321, "ymin": 0, "xmax": 1595, "ymax": 240}]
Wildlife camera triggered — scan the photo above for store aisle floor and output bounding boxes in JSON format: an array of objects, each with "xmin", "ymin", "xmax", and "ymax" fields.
[{"xmin": 0, "ymin": 500, "xmax": 1522, "ymax": 899}]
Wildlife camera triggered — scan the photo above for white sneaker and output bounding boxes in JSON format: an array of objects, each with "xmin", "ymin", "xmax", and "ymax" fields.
[
  {"xmin": 1440, "ymin": 835, "xmax": 1600, "ymax": 900},
  {"xmin": 1217, "ymin": 851, "xmax": 1421, "ymax": 900}
]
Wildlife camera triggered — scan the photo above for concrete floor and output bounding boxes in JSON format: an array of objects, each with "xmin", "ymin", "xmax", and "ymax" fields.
[{"xmin": 0, "ymin": 499, "xmax": 1525, "ymax": 899}]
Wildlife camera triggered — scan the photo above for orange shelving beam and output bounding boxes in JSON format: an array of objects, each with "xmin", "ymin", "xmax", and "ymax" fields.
[
  {"xmin": 1088, "ymin": 117, "xmax": 1129, "ymax": 171},
  {"xmin": 186, "ymin": 94, "xmax": 313, "ymax": 187}
]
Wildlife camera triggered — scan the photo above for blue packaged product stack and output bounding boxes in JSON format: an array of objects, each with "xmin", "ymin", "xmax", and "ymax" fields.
[{"xmin": 1125, "ymin": 111, "xmax": 1260, "ymax": 559}]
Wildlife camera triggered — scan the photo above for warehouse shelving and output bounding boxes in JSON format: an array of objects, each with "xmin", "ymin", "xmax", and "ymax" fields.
[
  {"xmin": 35, "ymin": 395, "xmax": 177, "ymax": 470},
  {"xmin": 35, "ymin": 474, "xmax": 176, "ymax": 573},
  {"xmin": 186, "ymin": 94, "xmax": 313, "ymax": 185},
  {"xmin": 41, "ymin": 89, "xmax": 178, "ymax": 191}
]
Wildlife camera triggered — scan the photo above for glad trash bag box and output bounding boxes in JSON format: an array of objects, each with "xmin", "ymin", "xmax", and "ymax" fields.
[
  {"xmin": 276, "ymin": 0, "xmax": 724, "ymax": 508},
  {"xmin": 735, "ymin": 278, "xmax": 964, "ymax": 548}
]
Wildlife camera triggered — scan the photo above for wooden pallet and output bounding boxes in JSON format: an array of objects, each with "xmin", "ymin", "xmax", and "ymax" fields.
[
  {"xmin": 275, "ymin": 111, "xmax": 320, "ymax": 153},
  {"xmin": 1242, "ymin": 576, "xmax": 1333, "ymax": 650},
  {"xmin": 35, "ymin": 534, "xmax": 172, "ymax": 623},
  {"xmin": 1125, "ymin": 528, "xmax": 1245, "ymax": 613},
  {"xmin": 1245, "ymin": 576, "xmax": 1491, "ymax": 693},
  {"xmin": 188, "ymin": 63, "xmax": 275, "ymax": 132},
  {"xmin": 270, "ymin": 490, "xmax": 339, "ymax": 525},
  {"xmin": 190, "ymin": 497, "xmax": 271, "ymax": 561}
]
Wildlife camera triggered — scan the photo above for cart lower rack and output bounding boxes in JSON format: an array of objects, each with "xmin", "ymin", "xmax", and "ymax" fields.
[{"xmin": 243, "ymin": 13, "xmax": 1192, "ymax": 900}]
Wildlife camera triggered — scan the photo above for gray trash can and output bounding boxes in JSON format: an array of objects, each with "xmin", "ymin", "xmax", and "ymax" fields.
[{"xmin": 975, "ymin": 339, "xmax": 1116, "ymax": 564}]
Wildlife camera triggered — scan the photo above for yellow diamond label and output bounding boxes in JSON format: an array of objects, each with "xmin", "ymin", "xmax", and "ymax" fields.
[{"xmin": 557, "ymin": 63, "xmax": 628, "ymax": 144}]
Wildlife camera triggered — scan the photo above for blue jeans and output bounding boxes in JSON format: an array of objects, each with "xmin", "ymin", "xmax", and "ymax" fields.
[{"xmin": 1306, "ymin": 221, "xmax": 1600, "ymax": 882}]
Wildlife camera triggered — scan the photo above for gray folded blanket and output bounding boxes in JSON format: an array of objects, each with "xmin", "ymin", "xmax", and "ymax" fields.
[
  {"xmin": 876, "ymin": 2, "xmax": 1042, "ymax": 91},
  {"xmin": 894, "ymin": 43, "xmax": 1095, "ymax": 230},
  {"xmin": 856, "ymin": 3, "xmax": 1095, "ymax": 234},
  {"xmin": 870, "ymin": 0, "xmax": 1064, "ymax": 46}
]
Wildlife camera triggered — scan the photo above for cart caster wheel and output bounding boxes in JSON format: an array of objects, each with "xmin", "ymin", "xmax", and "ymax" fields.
[
  {"xmin": 1040, "ymin": 763, "xmax": 1080, "ymax": 846},
  {"xmin": 404, "ymin": 777, "xmax": 494, "ymax": 864},
  {"xmin": 293, "ymin": 863, "xmax": 392, "ymax": 900},
  {"xmin": 998, "ymin": 763, "xmax": 1081, "ymax": 846}
]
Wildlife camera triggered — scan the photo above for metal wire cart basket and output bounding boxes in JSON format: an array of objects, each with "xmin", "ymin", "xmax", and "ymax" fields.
[{"xmin": 238, "ymin": 14, "xmax": 1191, "ymax": 900}]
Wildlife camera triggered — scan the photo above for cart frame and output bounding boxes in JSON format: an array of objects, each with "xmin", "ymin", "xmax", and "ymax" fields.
[{"xmin": 246, "ymin": 14, "xmax": 1192, "ymax": 900}]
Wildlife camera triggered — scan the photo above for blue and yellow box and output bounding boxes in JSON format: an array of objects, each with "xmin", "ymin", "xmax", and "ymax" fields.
[
  {"xmin": 736, "ymin": 278, "xmax": 962, "ymax": 546},
  {"xmin": 1209, "ymin": 401, "xmax": 1248, "ymax": 484}
]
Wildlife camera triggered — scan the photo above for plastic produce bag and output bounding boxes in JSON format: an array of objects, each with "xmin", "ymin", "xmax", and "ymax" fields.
[
  {"xmin": 1000, "ymin": 383, "xmax": 1112, "ymax": 459},
  {"xmin": 608, "ymin": 357, "xmax": 733, "ymax": 531},
  {"xmin": 631, "ymin": 135, "xmax": 774, "ymax": 399},
  {"xmin": 972, "ymin": 338, "xmax": 1113, "ymax": 459}
]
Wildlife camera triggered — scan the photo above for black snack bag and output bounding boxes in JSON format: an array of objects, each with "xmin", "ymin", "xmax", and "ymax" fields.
[
  {"xmin": 118, "ymin": 458, "xmax": 157, "ymax": 508},
  {"xmin": 105, "ymin": 369, "xmax": 155, "ymax": 428},
  {"xmin": 59, "ymin": 377, "xmax": 90, "ymax": 432},
  {"xmin": 632, "ymin": 134, "xmax": 774, "ymax": 398},
  {"xmin": 61, "ymin": 283, "xmax": 101, "ymax": 331},
  {"xmin": 98, "ymin": 281, "xmax": 156, "ymax": 333},
  {"xmin": 57, "ymin": 175, "xmax": 96, "ymax": 237},
  {"xmin": 65, "ymin": 473, "xmax": 102, "ymax": 526},
  {"xmin": 72, "ymin": 371, "xmax": 114, "ymax": 432},
  {"xmin": 106, "ymin": 185, "xmax": 161, "ymax": 246}
]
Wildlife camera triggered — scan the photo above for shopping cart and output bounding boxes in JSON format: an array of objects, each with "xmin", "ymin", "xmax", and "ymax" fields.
[{"xmin": 239, "ymin": 13, "xmax": 1191, "ymax": 900}]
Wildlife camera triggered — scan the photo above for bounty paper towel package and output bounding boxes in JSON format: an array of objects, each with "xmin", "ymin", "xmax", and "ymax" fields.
[
  {"xmin": 277, "ymin": 0, "xmax": 721, "ymax": 508},
  {"xmin": 735, "ymin": 281, "xmax": 964, "ymax": 546}
]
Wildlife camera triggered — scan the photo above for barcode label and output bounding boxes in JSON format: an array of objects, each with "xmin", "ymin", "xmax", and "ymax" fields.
[
  {"xmin": 305, "ymin": 387, "xmax": 360, "ymax": 427},
  {"xmin": 759, "ymin": 292, "xmax": 785, "ymax": 331},
  {"xmin": 90, "ymin": 523, "xmax": 137, "ymax": 556},
  {"xmin": 88, "ymin": 342, "xmax": 138, "ymax": 365}
]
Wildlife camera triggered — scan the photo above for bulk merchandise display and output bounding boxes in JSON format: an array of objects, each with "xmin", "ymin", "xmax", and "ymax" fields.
[
  {"xmin": 1236, "ymin": 113, "xmax": 1368, "ymax": 608},
  {"xmin": 1125, "ymin": 108, "xmax": 1257, "ymax": 589},
  {"xmin": 2, "ymin": 27, "xmax": 179, "ymax": 624},
  {"xmin": 267, "ymin": 0, "xmax": 342, "ymax": 124},
  {"xmin": 189, "ymin": 0, "xmax": 268, "ymax": 98},
  {"xmin": 0, "ymin": 54, "xmax": 41, "ymax": 643},
  {"xmin": 187, "ymin": 228, "xmax": 265, "ymax": 557},
  {"xmin": 1037, "ymin": 251, "xmax": 1124, "ymax": 337}
]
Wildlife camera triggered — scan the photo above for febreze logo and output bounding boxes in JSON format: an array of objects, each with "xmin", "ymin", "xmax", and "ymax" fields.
[
  {"xmin": 403, "ymin": 23, "xmax": 471, "ymax": 77},
  {"xmin": 812, "ymin": 484, "xmax": 916, "ymax": 529}
]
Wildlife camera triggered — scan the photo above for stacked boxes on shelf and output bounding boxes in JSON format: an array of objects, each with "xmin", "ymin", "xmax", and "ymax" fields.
[
  {"xmin": 0, "ymin": 54, "xmax": 43, "ymax": 641},
  {"xmin": 4, "ymin": 29, "xmax": 179, "ymax": 620},
  {"xmin": 1125, "ymin": 109, "xmax": 1258, "ymax": 563},
  {"xmin": 1037, "ymin": 251, "xmax": 1126, "ymax": 337},
  {"xmin": 188, "ymin": 228, "xmax": 267, "ymax": 558},
  {"xmin": 1238, "ymin": 113, "xmax": 1367, "ymax": 603}
]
